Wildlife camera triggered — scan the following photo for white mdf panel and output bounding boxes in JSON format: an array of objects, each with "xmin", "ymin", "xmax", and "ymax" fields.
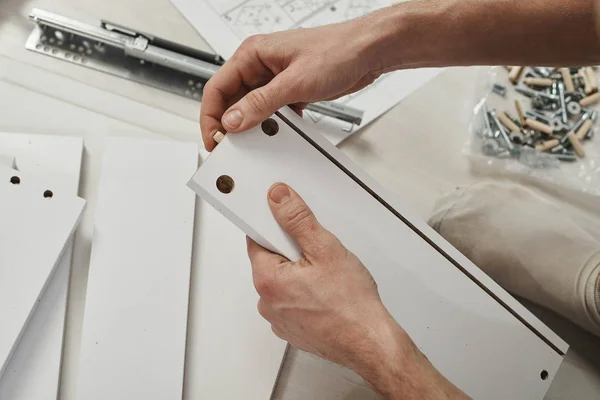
[
  {"xmin": 0, "ymin": 165, "xmax": 85, "ymax": 378},
  {"xmin": 185, "ymin": 199, "xmax": 287, "ymax": 399},
  {"xmin": 76, "ymin": 137, "xmax": 197, "ymax": 400},
  {"xmin": 188, "ymin": 108, "xmax": 568, "ymax": 400},
  {"xmin": 0, "ymin": 134, "xmax": 83, "ymax": 400},
  {"xmin": 0, "ymin": 154, "xmax": 15, "ymax": 168}
]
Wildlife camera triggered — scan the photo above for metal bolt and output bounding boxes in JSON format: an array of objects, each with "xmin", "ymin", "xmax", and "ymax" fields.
[
  {"xmin": 482, "ymin": 105, "xmax": 494, "ymax": 137},
  {"xmin": 489, "ymin": 110, "xmax": 515, "ymax": 151},
  {"xmin": 516, "ymin": 86, "xmax": 559, "ymax": 101},
  {"xmin": 526, "ymin": 110, "xmax": 552, "ymax": 124},
  {"xmin": 553, "ymin": 152, "xmax": 578, "ymax": 162},
  {"xmin": 558, "ymin": 82, "xmax": 568, "ymax": 124}
]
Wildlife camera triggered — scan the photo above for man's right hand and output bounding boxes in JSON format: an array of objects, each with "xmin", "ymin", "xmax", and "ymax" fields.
[{"xmin": 200, "ymin": 19, "xmax": 383, "ymax": 151}]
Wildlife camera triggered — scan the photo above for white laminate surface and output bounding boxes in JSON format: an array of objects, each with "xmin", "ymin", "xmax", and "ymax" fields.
[{"xmin": 0, "ymin": 1, "xmax": 599, "ymax": 399}]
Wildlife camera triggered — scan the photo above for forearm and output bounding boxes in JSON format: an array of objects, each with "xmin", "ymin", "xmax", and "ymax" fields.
[
  {"xmin": 348, "ymin": 312, "xmax": 468, "ymax": 400},
  {"xmin": 362, "ymin": 0, "xmax": 600, "ymax": 73}
]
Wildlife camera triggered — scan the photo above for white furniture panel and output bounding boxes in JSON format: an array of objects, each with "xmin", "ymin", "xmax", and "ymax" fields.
[
  {"xmin": 188, "ymin": 108, "xmax": 568, "ymax": 400},
  {"xmin": 0, "ymin": 154, "xmax": 15, "ymax": 168},
  {"xmin": 185, "ymin": 199, "xmax": 287, "ymax": 399},
  {"xmin": 0, "ymin": 133, "xmax": 83, "ymax": 400},
  {"xmin": 0, "ymin": 165, "xmax": 85, "ymax": 379},
  {"xmin": 75, "ymin": 137, "xmax": 197, "ymax": 400}
]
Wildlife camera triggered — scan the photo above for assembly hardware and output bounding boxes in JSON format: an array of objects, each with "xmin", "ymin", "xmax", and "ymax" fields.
[
  {"xmin": 558, "ymin": 82, "xmax": 568, "ymax": 124},
  {"xmin": 26, "ymin": 9, "xmax": 364, "ymax": 126},
  {"xmin": 492, "ymin": 84, "xmax": 507, "ymax": 97}
]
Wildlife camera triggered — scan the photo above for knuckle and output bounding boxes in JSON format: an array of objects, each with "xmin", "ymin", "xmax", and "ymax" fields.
[
  {"xmin": 246, "ymin": 89, "xmax": 271, "ymax": 113},
  {"xmin": 242, "ymin": 34, "xmax": 267, "ymax": 50},
  {"xmin": 254, "ymin": 275, "xmax": 279, "ymax": 301},
  {"xmin": 257, "ymin": 300, "xmax": 270, "ymax": 320},
  {"xmin": 283, "ymin": 204, "xmax": 316, "ymax": 236},
  {"xmin": 310, "ymin": 233, "xmax": 343, "ymax": 262}
]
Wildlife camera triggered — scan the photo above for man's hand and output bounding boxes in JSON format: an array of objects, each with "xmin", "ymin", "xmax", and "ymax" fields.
[
  {"xmin": 247, "ymin": 183, "xmax": 468, "ymax": 400},
  {"xmin": 201, "ymin": 21, "xmax": 381, "ymax": 150}
]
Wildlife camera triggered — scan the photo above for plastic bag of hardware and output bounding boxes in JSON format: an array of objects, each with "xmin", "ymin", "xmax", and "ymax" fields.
[{"xmin": 467, "ymin": 66, "xmax": 600, "ymax": 195}]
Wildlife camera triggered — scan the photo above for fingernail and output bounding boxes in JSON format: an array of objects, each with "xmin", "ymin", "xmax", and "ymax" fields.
[
  {"xmin": 269, "ymin": 184, "xmax": 290, "ymax": 204},
  {"xmin": 223, "ymin": 110, "xmax": 243, "ymax": 129}
]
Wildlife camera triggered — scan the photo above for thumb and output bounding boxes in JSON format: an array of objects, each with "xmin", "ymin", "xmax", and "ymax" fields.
[
  {"xmin": 222, "ymin": 72, "xmax": 300, "ymax": 133},
  {"xmin": 267, "ymin": 183, "xmax": 340, "ymax": 259}
]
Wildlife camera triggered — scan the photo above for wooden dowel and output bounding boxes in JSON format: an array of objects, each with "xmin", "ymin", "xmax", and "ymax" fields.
[
  {"xmin": 523, "ymin": 77, "xmax": 553, "ymax": 87},
  {"xmin": 514, "ymin": 100, "xmax": 526, "ymax": 126},
  {"xmin": 525, "ymin": 118, "xmax": 553, "ymax": 135},
  {"xmin": 575, "ymin": 119, "xmax": 593, "ymax": 140},
  {"xmin": 213, "ymin": 131, "xmax": 226, "ymax": 144},
  {"xmin": 560, "ymin": 68, "xmax": 575, "ymax": 93},
  {"xmin": 497, "ymin": 111, "xmax": 520, "ymax": 133},
  {"xmin": 580, "ymin": 92, "xmax": 600, "ymax": 107},
  {"xmin": 535, "ymin": 139, "xmax": 559, "ymax": 152},
  {"xmin": 567, "ymin": 131, "xmax": 585, "ymax": 157},
  {"xmin": 508, "ymin": 67, "xmax": 524, "ymax": 84}
]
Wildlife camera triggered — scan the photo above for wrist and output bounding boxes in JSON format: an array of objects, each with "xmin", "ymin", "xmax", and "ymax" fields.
[
  {"xmin": 360, "ymin": 0, "xmax": 467, "ymax": 74},
  {"xmin": 348, "ymin": 309, "xmax": 467, "ymax": 400}
]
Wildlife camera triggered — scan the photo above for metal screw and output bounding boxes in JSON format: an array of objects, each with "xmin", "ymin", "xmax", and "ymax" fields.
[
  {"xmin": 526, "ymin": 110, "xmax": 552, "ymax": 124},
  {"xmin": 516, "ymin": 86, "xmax": 559, "ymax": 101},
  {"xmin": 489, "ymin": 110, "xmax": 515, "ymax": 151},
  {"xmin": 558, "ymin": 82, "xmax": 568, "ymax": 124}
]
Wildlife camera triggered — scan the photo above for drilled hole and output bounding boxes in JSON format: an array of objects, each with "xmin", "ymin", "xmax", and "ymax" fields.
[
  {"xmin": 540, "ymin": 370, "xmax": 549, "ymax": 380},
  {"xmin": 10, "ymin": 176, "xmax": 20, "ymax": 185},
  {"xmin": 216, "ymin": 175, "xmax": 235, "ymax": 194},
  {"xmin": 43, "ymin": 190, "xmax": 54, "ymax": 199},
  {"xmin": 262, "ymin": 118, "xmax": 279, "ymax": 136}
]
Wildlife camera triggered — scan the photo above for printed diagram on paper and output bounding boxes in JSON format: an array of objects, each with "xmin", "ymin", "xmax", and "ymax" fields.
[
  {"xmin": 172, "ymin": 0, "xmax": 440, "ymax": 143},
  {"xmin": 218, "ymin": 1, "xmax": 391, "ymax": 37}
]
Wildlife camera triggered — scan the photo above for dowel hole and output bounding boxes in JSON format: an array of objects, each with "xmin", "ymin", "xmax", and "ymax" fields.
[
  {"xmin": 216, "ymin": 175, "xmax": 235, "ymax": 194},
  {"xmin": 10, "ymin": 176, "xmax": 20, "ymax": 185},
  {"xmin": 262, "ymin": 118, "xmax": 279, "ymax": 137},
  {"xmin": 43, "ymin": 190, "xmax": 54, "ymax": 199}
]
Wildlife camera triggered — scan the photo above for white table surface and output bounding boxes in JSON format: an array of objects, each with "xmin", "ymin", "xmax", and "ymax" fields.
[{"xmin": 1, "ymin": 1, "xmax": 600, "ymax": 399}]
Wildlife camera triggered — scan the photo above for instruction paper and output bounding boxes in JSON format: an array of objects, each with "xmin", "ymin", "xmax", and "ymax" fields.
[{"xmin": 171, "ymin": 0, "xmax": 442, "ymax": 144}]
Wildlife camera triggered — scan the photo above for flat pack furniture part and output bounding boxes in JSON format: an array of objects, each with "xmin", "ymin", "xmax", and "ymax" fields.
[
  {"xmin": 0, "ymin": 154, "xmax": 15, "ymax": 168},
  {"xmin": 75, "ymin": 137, "xmax": 197, "ymax": 400},
  {"xmin": 186, "ymin": 200, "xmax": 287, "ymax": 399},
  {"xmin": 188, "ymin": 107, "xmax": 569, "ymax": 400},
  {"xmin": 0, "ymin": 134, "xmax": 83, "ymax": 400},
  {"xmin": 0, "ymin": 164, "xmax": 85, "ymax": 379}
]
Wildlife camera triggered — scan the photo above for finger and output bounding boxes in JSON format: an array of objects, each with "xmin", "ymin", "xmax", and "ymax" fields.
[
  {"xmin": 222, "ymin": 70, "xmax": 302, "ymax": 133},
  {"xmin": 200, "ymin": 46, "xmax": 274, "ymax": 151},
  {"xmin": 267, "ymin": 183, "xmax": 342, "ymax": 260},
  {"xmin": 200, "ymin": 61, "xmax": 245, "ymax": 151},
  {"xmin": 271, "ymin": 325, "xmax": 288, "ymax": 340},
  {"xmin": 247, "ymin": 237, "xmax": 288, "ymax": 297}
]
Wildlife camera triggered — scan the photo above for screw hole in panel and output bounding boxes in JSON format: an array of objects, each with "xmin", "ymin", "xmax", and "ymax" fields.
[
  {"xmin": 540, "ymin": 370, "xmax": 549, "ymax": 380},
  {"xmin": 43, "ymin": 190, "xmax": 54, "ymax": 199},
  {"xmin": 262, "ymin": 118, "xmax": 279, "ymax": 137},
  {"xmin": 10, "ymin": 176, "xmax": 20, "ymax": 185},
  {"xmin": 216, "ymin": 175, "xmax": 235, "ymax": 194}
]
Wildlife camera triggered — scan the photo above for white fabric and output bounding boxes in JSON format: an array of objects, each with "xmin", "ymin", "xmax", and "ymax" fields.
[{"xmin": 428, "ymin": 182, "xmax": 600, "ymax": 337}]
